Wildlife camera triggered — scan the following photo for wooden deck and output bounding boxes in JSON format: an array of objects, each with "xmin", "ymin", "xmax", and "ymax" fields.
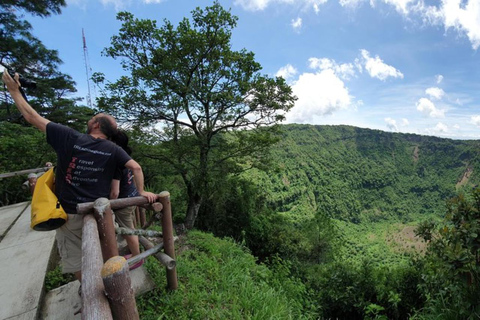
[
  {"xmin": 0, "ymin": 202, "xmax": 154, "ymax": 320},
  {"xmin": 0, "ymin": 202, "xmax": 55, "ymax": 319}
]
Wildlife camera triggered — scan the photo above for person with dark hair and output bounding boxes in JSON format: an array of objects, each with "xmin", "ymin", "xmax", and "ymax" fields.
[
  {"xmin": 110, "ymin": 130, "xmax": 143, "ymax": 270},
  {"xmin": 2, "ymin": 71, "xmax": 157, "ymax": 281}
]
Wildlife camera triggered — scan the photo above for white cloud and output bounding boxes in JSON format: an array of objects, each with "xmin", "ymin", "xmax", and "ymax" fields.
[
  {"xmin": 434, "ymin": 122, "xmax": 448, "ymax": 133},
  {"xmin": 360, "ymin": 49, "xmax": 404, "ymax": 81},
  {"xmin": 306, "ymin": 0, "xmax": 328, "ymax": 13},
  {"xmin": 425, "ymin": 87, "xmax": 445, "ymax": 100},
  {"xmin": 368, "ymin": 1, "xmax": 480, "ymax": 50},
  {"xmin": 436, "ymin": 74, "xmax": 444, "ymax": 84},
  {"xmin": 308, "ymin": 57, "xmax": 356, "ymax": 80},
  {"xmin": 287, "ymin": 69, "xmax": 352, "ymax": 122},
  {"xmin": 234, "ymin": 0, "xmax": 480, "ymax": 50},
  {"xmin": 424, "ymin": 122, "xmax": 449, "ymax": 136},
  {"xmin": 385, "ymin": 117, "xmax": 398, "ymax": 131},
  {"xmin": 401, "ymin": 118, "xmax": 409, "ymax": 126},
  {"xmin": 424, "ymin": 0, "xmax": 480, "ymax": 50},
  {"xmin": 354, "ymin": 58, "xmax": 363, "ymax": 73},
  {"xmin": 234, "ymin": 0, "xmax": 328, "ymax": 12},
  {"xmin": 276, "ymin": 64, "xmax": 298, "ymax": 80},
  {"xmin": 471, "ymin": 115, "xmax": 480, "ymax": 126},
  {"xmin": 339, "ymin": 0, "xmax": 365, "ymax": 8},
  {"xmin": 144, "ymin": 0, "xmax": 165, "ymax": 3},
  {"xmin": 381, "ymin": 0, "xmax": 417, "ymax": 14},
  {"xmin": 100, "ymin": 0, "xmax": 130, "ymax": 10},
  {"xmin": 416, "ymin": 97, "xmax": 445, "ymax": 118},
  {"xmin": 234, "ymin": 0, "xmax": 271, "ymax": 11},
  {"xmin": 291, "ymin": 17, "xmax": 302, "ymax": 31}
]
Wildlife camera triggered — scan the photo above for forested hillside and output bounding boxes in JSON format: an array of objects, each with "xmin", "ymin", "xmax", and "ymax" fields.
[
  {"xmin": 247, "ymin": 124, "xmax": 480, "ymax": 223},
  {"xmin": 5, "ymin": 122, "xmax": 480, "ymax": 319}
]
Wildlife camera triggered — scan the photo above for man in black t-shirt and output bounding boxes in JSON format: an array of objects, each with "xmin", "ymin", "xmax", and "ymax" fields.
[{"xmin": 2, "ymin": 71, "xmax": 157, "ymax": 281}]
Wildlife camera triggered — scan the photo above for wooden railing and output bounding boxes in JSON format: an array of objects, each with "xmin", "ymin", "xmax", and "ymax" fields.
[
  {"xmin": 77, "ymin": 193, "xmax": 178, "ymax": 319},
  {"xmin": 0, "ymin": 167, "xmax": 179, "ymax": 319}
]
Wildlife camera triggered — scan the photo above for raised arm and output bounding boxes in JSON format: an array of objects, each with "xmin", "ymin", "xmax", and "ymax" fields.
[
  {"xmin": 2, "ymin": 71, "xmax": 50, "ymax": 132},
  {"xmin": 124, "ymin": 159, "xmax": 157, "ymax": 203}
]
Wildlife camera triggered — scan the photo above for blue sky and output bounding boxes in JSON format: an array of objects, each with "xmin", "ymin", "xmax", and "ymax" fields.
[{"xmin": 25, "ymin": 0, "xmax": 480, "ymax": 139}]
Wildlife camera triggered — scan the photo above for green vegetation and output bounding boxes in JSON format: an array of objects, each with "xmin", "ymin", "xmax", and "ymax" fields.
[
  {"xmin": 94, "ymin": 1, "xmax": 295, "ymax": 230},
  {"xmin": 244, "ymin": 124, "xmax": 480, "ymax": 224},
  {"xmin": 44, "ymin": 266, "xmax": 75, "ymax": 292},
  {"xmin": 2, "ymin": 2, "xmax": 480, "ymax": 319},
  {"xmin": 137, "ymin": 231, "xmax": 315, "ymax": 319}
]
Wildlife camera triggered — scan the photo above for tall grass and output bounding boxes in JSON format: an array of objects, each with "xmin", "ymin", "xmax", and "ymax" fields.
[{"xmin": 137, "ymin": 230, "xmax": 315, "ymax": 319}]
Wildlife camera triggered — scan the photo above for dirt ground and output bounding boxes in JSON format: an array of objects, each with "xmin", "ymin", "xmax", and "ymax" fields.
[{"xmin": 386, "ymin": 225, "xmax": 427, "ymax": 255}]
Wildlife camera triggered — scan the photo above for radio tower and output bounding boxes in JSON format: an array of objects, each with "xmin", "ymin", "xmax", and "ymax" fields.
[{"xmin": 82, "ymin": 28, "xmax": 94, "ymax": 108}]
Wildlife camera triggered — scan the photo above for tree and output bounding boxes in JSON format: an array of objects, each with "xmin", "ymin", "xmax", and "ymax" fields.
[
  {"xmin": 0, "ymin": 0, "xmax": 95, "ymax": 203},
  {"xmin": 415, "ymin": 189, "xmax": 480, "ymax": 318},
  {"xmin": 0, "ymin": 0, "xmax": 92, "ymax": 130},
  {"xmin": 96, "ymin": 2, "xmax": 296, "ymax": 229}
]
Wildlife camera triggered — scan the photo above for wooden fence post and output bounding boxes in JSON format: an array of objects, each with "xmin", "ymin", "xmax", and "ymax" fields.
[
  {"xmin": 139, "ymin": 207, "xmax": 146, "ymax": 229},
  {"xmin": 82, "ymin": 214, "xmax": 113, "ymax": 319},
  {"xmin": 27, "ymin": 173, "xmax": 37, "ymax": 194},
  {"xmin": 158, "ymin": 191, "xmax": 178, "ymax": 290},
  {"xmin": 102, "ymin": 256, "xmax": 139, "ymax": 320},
  {"xmin": 93, "ymin": 198, "xmax": 119, "ymax": 261}
]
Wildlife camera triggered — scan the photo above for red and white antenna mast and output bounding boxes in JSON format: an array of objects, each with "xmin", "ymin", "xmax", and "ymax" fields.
[{"xmin": 82, "ymin": 28, "xmax": 94, "ymax": 108}]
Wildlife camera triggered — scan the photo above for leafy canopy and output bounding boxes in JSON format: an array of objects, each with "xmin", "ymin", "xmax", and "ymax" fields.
[{"xmin": 96, "ymin": 1, "xmax": 296, "ymax": 228}]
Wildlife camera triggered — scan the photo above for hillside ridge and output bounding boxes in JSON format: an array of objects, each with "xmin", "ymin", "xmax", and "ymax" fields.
[{"xmin": 246, "ymin": 123, "xmax": 480, "ymax": 223}]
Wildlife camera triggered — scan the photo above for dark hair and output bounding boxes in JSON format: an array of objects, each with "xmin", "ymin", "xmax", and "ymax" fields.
[
  {"xmin": 96, "ymin": 116, "xmax": 117, "ymax": 140},
  {"xmin": 112, "ymin": 130, "xmax": 132, "ymax": 155}
]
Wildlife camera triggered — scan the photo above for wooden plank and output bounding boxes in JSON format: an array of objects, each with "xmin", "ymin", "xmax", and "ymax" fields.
[
  {"xmin": 40, "ymin": 281, "xmax": 82, "ymax": 320},
  {"xmin": 0, "ymin": 202, "xmax": 29, "ymax": 238},
  {"xmin": 41, "ymin": 266, "xmax": 155, "ymax": 319},
  {"xmin": 0, "ymin": 203, "xmax": 56, "ymax": 320}
]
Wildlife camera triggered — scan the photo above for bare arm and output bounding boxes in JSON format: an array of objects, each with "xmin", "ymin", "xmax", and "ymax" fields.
[
  {"xmin": 2, "ymin": 71, "xmax": 50, "ymax": 132},
  {"xmin": 124, "ymin": 159, "xmax": 157, "ymax": 203},
  {"xmin": 110, "ymin": 179, "xmax": 120, "ymax": 199}
]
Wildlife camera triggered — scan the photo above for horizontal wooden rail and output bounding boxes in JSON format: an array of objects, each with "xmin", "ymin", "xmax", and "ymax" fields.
[
  {"xmin": 127, "ymin": 237, "xmax": 178, "ymax": 270},
  {"xmin": 0, "ymin": 167, "xmax": 50, "ymax": 179},
  {"xmin": 139, "ymin": 236, "xmax": 177, "ymax": 270},
  {"xmin": 77, "ymin": 196, "xmax": 161, "ymax": 215},
  {"xmin": 116, "ymin": 227, "xmax": 163, "ymax": 238}
]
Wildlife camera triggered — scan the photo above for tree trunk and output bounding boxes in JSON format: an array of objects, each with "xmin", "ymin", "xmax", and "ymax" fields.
[{"xmin": 184, "ymin": 193, "xmax": 202, "ymax": 230}]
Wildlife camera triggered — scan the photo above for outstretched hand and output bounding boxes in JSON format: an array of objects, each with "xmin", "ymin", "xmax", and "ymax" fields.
[
  {"xmin": 140, "ymin": 191, "xmax": 158, "ymax": 203},
  {"xmin": 2, "ymin": 71, "xmax": 21, "ymax": 92}
]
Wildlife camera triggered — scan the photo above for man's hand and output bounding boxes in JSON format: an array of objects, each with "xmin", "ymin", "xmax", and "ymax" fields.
[
  {"xmin": 140, "ymin": 191, "xmax": 157, "ymax": 203},
  {"xmin": 2, "ymin": 71, "xmax": 21, "ymax": 92},
  {"xmin": 2, "ymin": 70, "xmax": 50, "ymax": 132}
]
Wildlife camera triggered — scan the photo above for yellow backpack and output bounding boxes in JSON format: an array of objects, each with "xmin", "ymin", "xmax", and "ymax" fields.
[{"xmin": 31, "ymin": 167, "xmax": 68, "ymax": 231}]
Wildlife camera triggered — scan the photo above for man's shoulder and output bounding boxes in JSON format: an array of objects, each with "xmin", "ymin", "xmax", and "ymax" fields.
[
  {"xmin": 46, "ymin": 122, "xmax": 81, "ymax": 146},
  {"xmin": 47, "ymin": 122, "xmax": 78, "ymax": 135}
]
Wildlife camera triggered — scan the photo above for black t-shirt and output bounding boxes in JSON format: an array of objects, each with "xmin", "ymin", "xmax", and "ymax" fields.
[
  {"xmin": 46, "ymin": 122, "xmax": 131, "ymax": 213},
  {"xmin": 118, "ymin": 168, "xmax": 140, "ymax": 198}
]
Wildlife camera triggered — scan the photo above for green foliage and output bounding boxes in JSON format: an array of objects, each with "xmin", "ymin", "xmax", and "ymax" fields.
[
  {"xmin": 137, "ymin": 231, "xmax": 314, "ymax": 319},
  {"xmin": 304, "ymin": 259, "xmax": 424, "ymax": 320},
  {"xmin": 0, "ymin": 0, "xmax": 95, "ymax": 206},
  {"xmin": 414, "ymin": 188, "xmax": 480, "ymax": 319},
  {"xmin": 1, "ymin": 0, "xmax": 66, "ymax": 17},
  {"xmin": 245, "ymin": 124, "xmax": 480, "ymax": 224},
  {"xmin": 44, "ymin": 266, "xmax": 75, "ymax": 292},
  {"xmin": 95, "ymin": 1, "xmax": 296, "ymax": 229},
  {"xmin": 1, "ymin": 0, "xmax": 90, "ymax": 127},
  {"xmin": 0, "ymin": 122, "xmax": 55, "ymax": 205}
]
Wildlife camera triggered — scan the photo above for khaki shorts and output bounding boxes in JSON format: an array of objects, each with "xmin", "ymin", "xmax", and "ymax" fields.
[
  {"xmin": 114, "ymin": 205, "xmax": 136, "ymax": 229},
  {"xmin": 56, "ymin": 211, "xmax": 124, "ymax": 274},
  {"xmin": 55, "ymin": 214, "xmax": 83, "ymax": 274}
]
